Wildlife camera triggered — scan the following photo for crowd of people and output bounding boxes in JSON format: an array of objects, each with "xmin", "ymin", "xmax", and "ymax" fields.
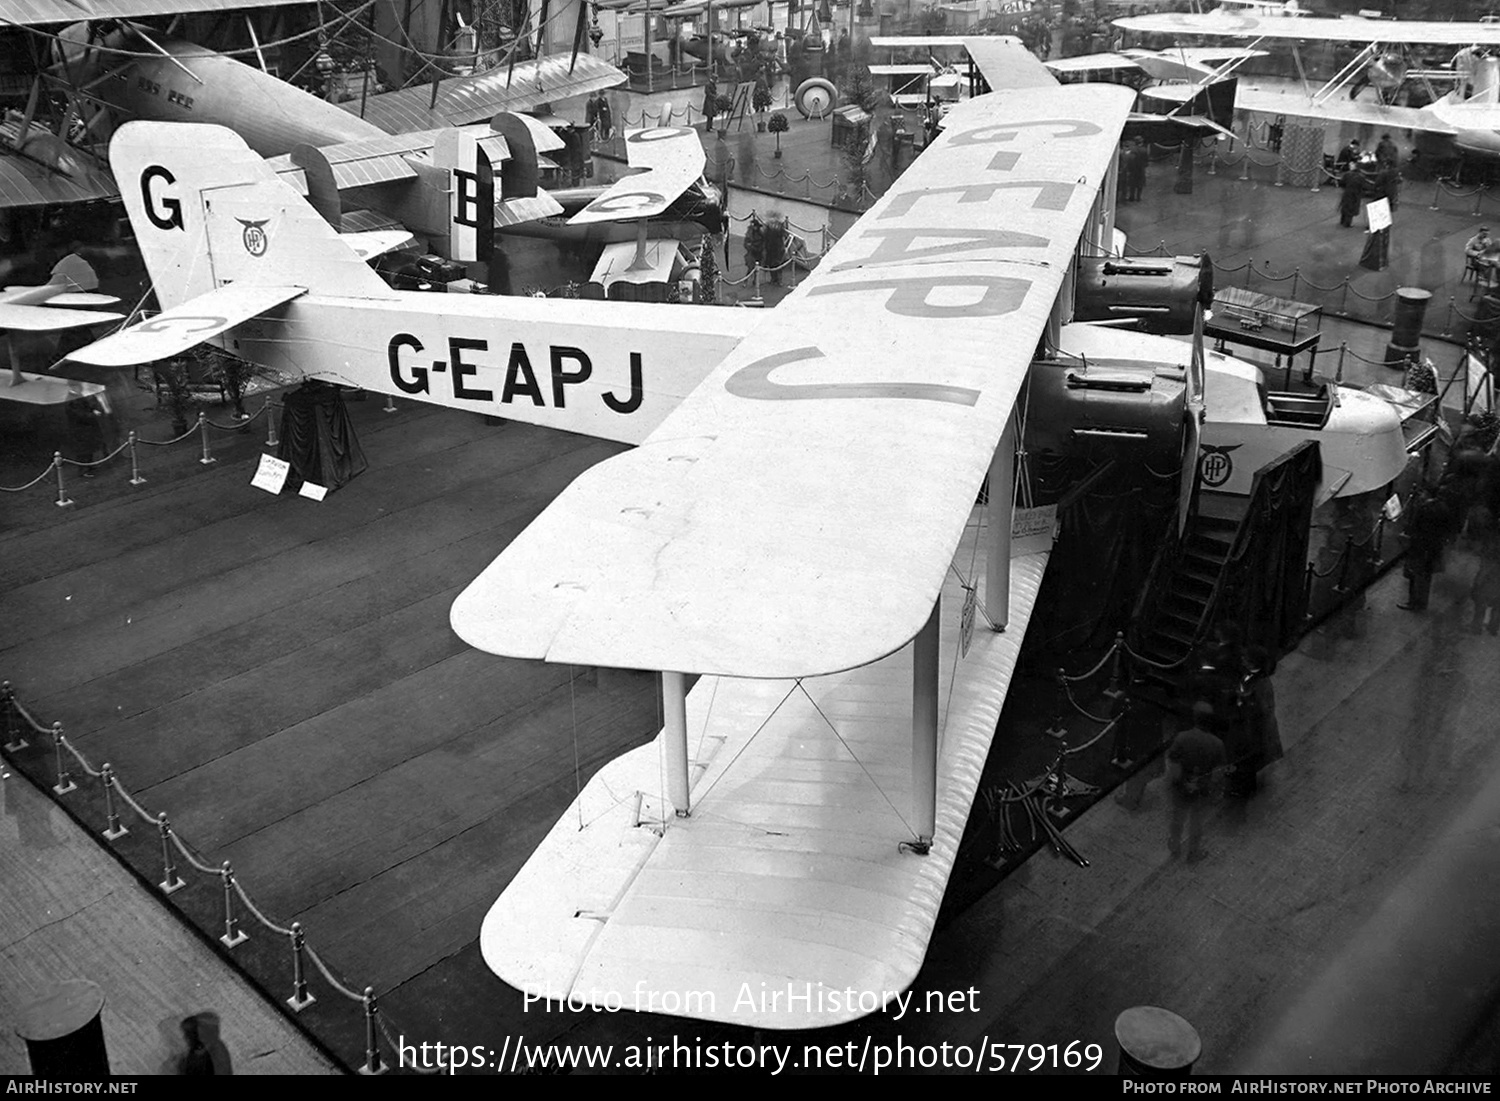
[
  {"xmin": 1334, "ymin": 134, "xmax": 1403, "ymax": 228},
  {"xmin": 1399, "ymin": 422, "xmax": 1500, "ymax": 622}
]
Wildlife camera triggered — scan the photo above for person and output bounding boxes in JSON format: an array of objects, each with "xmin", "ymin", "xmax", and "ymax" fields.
[
  {"xmin": 1130, "ymin": 138, "xmax": 1148, "ymax": 201},
  {"xmin": 743, "ymin": 213, "xmax": 764, "ymax": 277},
  {"xmin": 1224, "ymin": 644, "xmax": 1283, "ymax": 797},
  {"xmin": 594, "ymin": 91, "xmax": 613, "ymax": 141},
  {"xmin": 1467, "ymin": 507, "xmax": 1500, "ymax": 634},
  {"xmin": 1400, "ymin": 486, "xmax": 1454, "ymax": 611},
  {"xmin": 1338, "ymin": 163, "xmax": 1363, "ymax": 228},
  {"xmin": 762, "ymin": 215, "xmax": 788, "ymax": 284},
  {"xmin": 702, "ymin": 78, "xmax": 718, "ymax": 132},
  {"xmin": 64, "ymin": 381, "xmax": 107, "ymax": 478},
  {"xmin": 1467, "ymin": 226, "xmax": 1492, "ymax": 260},
  {"xmin": 1165, "ymin": 701, "xmax": 1225, "ymax": 861},
  {"xmin": 1375, "ymin": 132, "xmax": 1399, "ymax": 169},
  {"xmin": 1334, "ymin": 138, "xmax": 1361, "ymax": 181},
  {"xmin": 584, "ymin": 91, "xmax": 599, "ymax": 137}
]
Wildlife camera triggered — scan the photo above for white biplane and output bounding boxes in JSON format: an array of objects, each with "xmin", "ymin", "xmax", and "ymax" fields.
[
  {"xmin": 1, "ymin": 258, "xmax": 123, "ymax": 404},
  {"xmin": 1114, "ymin": 10, "xmax": 1500, "ymax": 159},
  {"xmin": 67, "ymin": 32, "xmax": 1406, "ymax": 1026}
]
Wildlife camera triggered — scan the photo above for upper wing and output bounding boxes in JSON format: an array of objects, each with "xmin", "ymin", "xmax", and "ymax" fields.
[
  {"xmin": 961, "ymin": 36, "xmax": 1058, "ymax": 89},
  {"xmin": 1115, "ymin": 12, "xmax": 1500, "ymax": 45},
  {"xmin": 0, "ymin": 122, "xmax": 117, "ymax": 209},
  {"xmin": 349, "ymin": 53, "xmax": 627, "ymax": 134},
  {"xmin": 451, "ymin": 84, "xmax": 1135, "ymax": 679},
  {"xmin": 1, "ymin": 0, "xmax": 305, "ymax": 24},
  {"xmin": 67, "ymin": 284, "xmax": 305, "ymax": 367},
  {"xmin": 569, "ymin": 127, "xmax": 706, "ymax": 225}
]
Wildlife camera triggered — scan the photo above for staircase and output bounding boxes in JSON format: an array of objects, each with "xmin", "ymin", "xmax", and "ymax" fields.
[{"xmin": 1128, "ymin": 493, "xmax": 1251, "ymax": 705}]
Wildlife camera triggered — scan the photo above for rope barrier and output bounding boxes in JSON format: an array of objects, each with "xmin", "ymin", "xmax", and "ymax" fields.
[{"xmin": 0, "ymin": 682, "xmax": 393, "ymax": 1068}]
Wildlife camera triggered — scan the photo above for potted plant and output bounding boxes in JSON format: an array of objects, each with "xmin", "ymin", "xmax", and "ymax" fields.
[
  {"xmin": 714, "ymin": 93, "xmax": 733, "ymax": 137},
  {"xmin": 195, "ymin": 344, "xmax": 265, "ymax": 420},
  {"xmin": 155, "ymin": 356, "xmax": 198, "ymax": 437},
  {"xmin": 768, "ymin": 111, "xmax": 789, "ymax": 158},
  {"xmin": 753, "ymin": 78, "xmax": 772, "ymax": 131}
]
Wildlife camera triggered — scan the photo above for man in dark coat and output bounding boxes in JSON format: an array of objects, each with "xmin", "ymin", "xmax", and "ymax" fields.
[
  {"xmin": 1400, "ymin": 487, "xmax": 1454, "ymax": 611},
  {"xmin": 1166, "ymin": 701, "xmax": 1226, "ymax": 861}
]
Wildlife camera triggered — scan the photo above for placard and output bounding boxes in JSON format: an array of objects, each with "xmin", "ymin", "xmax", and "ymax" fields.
[
  {"xmin": 299, "ymin": 482, "xmax": 328, "ymax": 502},
  {"xmin": 1383, "ymin": 493, "xmax": 1402, "ymax": 522},
  {"xmin": 250, "ymin": 453, "xmax": 290, "ymax": 495},
  {"xmin": 1011, "ymin": 504, "xmax": 1058, "ymax": 557},
  {"xmin": 1366, "ymin": 197, "xmax": 1392, "ymax": 232}
]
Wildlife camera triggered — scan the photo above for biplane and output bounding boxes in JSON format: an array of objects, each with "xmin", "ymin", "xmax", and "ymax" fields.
[
  {"xmin": 1, "ymin": 256, "xmax": 122, "ymax": 404},
  {"xmin": 1114, "ymin": 10, "xmax": 1500, "ymax": 159},
  {"xmin": 66, "ymin": 28, "xmax": 1407, "ymax": 1025}
]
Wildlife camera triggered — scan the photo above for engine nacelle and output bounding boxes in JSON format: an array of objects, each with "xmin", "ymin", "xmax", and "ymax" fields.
[{"xmin": 1073, "ymin": 255, "xmax": 1213, "ymax": 334}]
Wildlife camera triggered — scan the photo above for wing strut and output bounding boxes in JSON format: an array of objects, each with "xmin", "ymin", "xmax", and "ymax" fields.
[
  {"xmin": 911, "ymin": 599, "xmax": 939, "ymax": 854},
  {"xmin": 663, "ymin": 671, "xmax": 691, "ymax": 816},
  {"xmin": 987, "ymin": 414, "xmax": 1016, "ymax": 631}
]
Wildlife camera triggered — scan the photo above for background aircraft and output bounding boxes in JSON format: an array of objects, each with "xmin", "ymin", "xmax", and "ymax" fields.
[
  {"xmin": 1, "ymin": 256, "xmax": 122, "ymax": 404},
  {"xmin": 1115, "ymin": 11, "xmax": 1500, "ymax": 159}
]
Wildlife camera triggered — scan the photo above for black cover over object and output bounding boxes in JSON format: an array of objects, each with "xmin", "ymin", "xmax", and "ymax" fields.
[{"xmin": 276, "ymin": 381, "xmax": 368, "ymax": 492}]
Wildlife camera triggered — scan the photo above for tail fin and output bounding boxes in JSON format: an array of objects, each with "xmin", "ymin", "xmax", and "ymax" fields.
[{"xmin": 110, "ymin": 121, "xmax": 391, "ymax": 311}]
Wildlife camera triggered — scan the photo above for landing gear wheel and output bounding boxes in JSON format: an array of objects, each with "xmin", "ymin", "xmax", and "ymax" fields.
[{"xmin": 794, "ymin": 77, "xmax": 837, "ymax": 120}]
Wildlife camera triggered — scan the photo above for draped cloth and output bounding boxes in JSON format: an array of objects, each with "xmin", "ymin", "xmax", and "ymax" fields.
[{"xmin": 276, "ymin": 382, "xmax": 368, "ymax": 493}]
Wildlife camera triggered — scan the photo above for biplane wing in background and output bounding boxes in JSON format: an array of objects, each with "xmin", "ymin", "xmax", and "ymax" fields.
[{"xmin": 1114, "ymin": 11, "xmax": 1500, "ymax": 153}]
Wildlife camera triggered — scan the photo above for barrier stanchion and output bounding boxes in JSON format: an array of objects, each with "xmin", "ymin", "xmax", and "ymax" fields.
[
  {"xmin": 1291, "ymin": 268, "xmax": 1301, "ymax": 299},
  {"xmin": 1339, "ymin": 277, "xmax": 1350, "ymax": 316},
  {"xmin": 1336, "ymin": 342, "xmax": 1347, "ymax": 383},
  {"xmin": 220, "ymin": 862, "xmax": 248, "ymax": 947},
  {"xmin": 51, "ymin": 722, "xmax": 76, "ymax": 795},
  {"xmin": 127, "ymin": 431, "xmax": 146, "ymax": 486},
  {"xmin": 288, "ymin": 922, "xmax": 316, "ymax": 1011},
  {"xmin": 266, "ymin": 398, "xmax": 279, "ymax": 447},
  {"xmin": 157, "ymin": 812, "xmax": 185, "ymax": 894},
  {"xmin": 100, "ymin": 764, "xmax": 128, "ymax": 839},
  {"xmin": 1045, "ymin": 670, "xmax": 1069, "ymax": 739},
  {"xmin": 1103, "ymin": 633, "xmax": 1126, "ymax": 703},
  {"xmin": 2, "ymin": 682, "xmax": 26, "ymax": 752},
  {"xmin": 1444, "ymin": 297, "xmax": 1456, "ymax": 339},
  {"xmin": 1431, "ymin": 179, "xmax": 1441, "ymax": 212},
  {"xmin": 360, "ymin": 989, "xmax": 387, "ymax": 1075},
  {"xmin": 383, "ymin": 392, "xmax": 396, "ymax": 414},
  {"xmin": 53, "ymin": 453, "xmax": 73, "ymax": 508},
  {"xmin": 197, "ymin": 412, "xmax": 216, "ymax": 465}
]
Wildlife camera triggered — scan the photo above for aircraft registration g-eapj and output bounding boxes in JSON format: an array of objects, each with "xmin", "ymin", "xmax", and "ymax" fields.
[
  {"xmin": 1113, "ymin": 10, "xmax": 1500, "ymax": 158},
  {"xmin": 67, "ymin": 35, "xmax": 1408, "ymax": 1025}
]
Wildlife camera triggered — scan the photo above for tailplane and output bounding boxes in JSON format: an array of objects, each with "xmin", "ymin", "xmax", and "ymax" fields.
[{"xmin": 110, "ymin": 121, "xmax": 392, "ymax": 311}]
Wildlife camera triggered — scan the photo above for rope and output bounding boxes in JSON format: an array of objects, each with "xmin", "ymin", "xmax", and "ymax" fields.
[
  {"xmin": 304, "ymin": 943, "xmax": 366, "ymax": 1003},
  {"xmin": 0, "ymin": 466, "xmax": 58, "ymax": 493},
  {"xmin": 1122, "ymin": 641, "xmax": 1190, "ymax": 671},
  {"xmin": 1063, "ymin": 714, "xmax": 1119, "ymax": 756},
  {"xmin": 1059, "ymin": 640, "xmax": 1119, "ymax": 683},
  {"xmin": 56, "ymin": 735, "xmax": 103, "ymax": 779},
  {"xmin": 1062, "ymin": 681, "xmax": 1115, "ymax": 724},
  {"xmin": 232, "ymin": 880, "xmax": 293, "ymax": 937},
  {"xmin": 10, "ymin": 698, "xmax": 51, "ymax": 733},
  {"xmin": 137, "ymin": 421, "xmax": 204, "ymax": 447},
  {"xmin": 168, "ymin": 828, "xmax": 223, "ymax": 876},
  {"xmin": 108, "ymin": 775, "xmax": 158, "ymax": 826}
]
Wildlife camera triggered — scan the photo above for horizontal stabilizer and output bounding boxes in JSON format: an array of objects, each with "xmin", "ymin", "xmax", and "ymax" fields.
[
  {"xmin": 570, "ymin": 127, "xmax": 705, "ymax": 226},
  {"xmin": 68, "ymin": 284, "xmax": 305, "ymax": 367},
  {"xmin": 0, "ymin": 304, "xmax": 124, "ymax": 333},
  {"xmin": 341, "ymin": 230, "xmax": 418, "ymax": 260}
]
